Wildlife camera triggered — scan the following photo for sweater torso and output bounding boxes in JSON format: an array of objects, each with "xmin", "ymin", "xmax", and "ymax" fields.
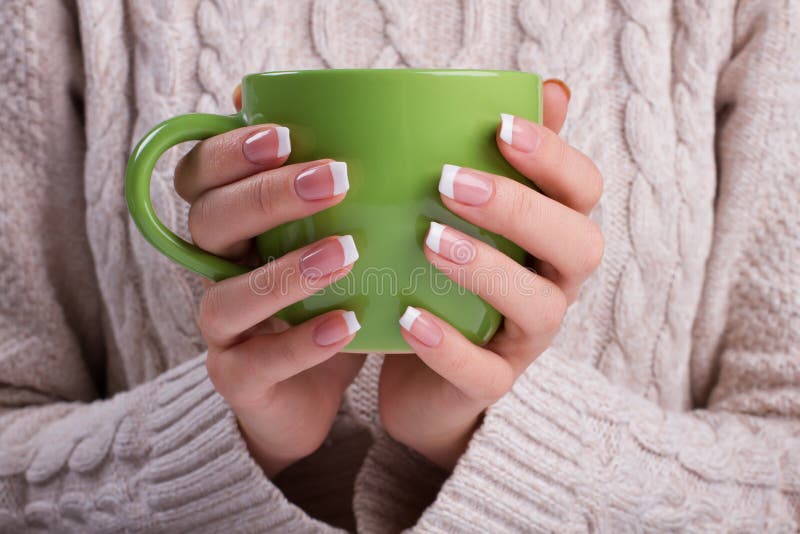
[
  {"xmin": 87, "ymin": 0, "xmax": 731, "ymax": 412},
  {"xmin": 4, "ymin": 0, "xmax": 798, "ymax": 531}
]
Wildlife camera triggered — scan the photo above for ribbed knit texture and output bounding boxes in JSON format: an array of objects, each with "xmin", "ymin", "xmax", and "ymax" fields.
[{"xmin": 1, "ymin": 0, "xmax": 798, "ymax": 532}]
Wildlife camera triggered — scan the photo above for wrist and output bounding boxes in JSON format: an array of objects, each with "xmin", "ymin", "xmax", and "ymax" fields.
[
  {"xmin": 236, "ymin": 418, "xmax": 301, "ymax": 479},
  {"xmin": 404, "ymin": 412, "xmax": 484, "ymax": 472}
]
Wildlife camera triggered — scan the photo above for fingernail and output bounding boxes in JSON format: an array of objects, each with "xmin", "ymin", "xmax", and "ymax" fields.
[
  {"xmin": 299, "ymin": 235, "xmax": 359, "ymax": 278},
  {"xmin": 544, "ymin": 78, "xmax": 571, "ymax": 102},
  {"xmin": 425, "ymin": 222, "xmax": 476, "ymax": 265},
  {"xmin": 399, "ymin": 306, "xmax": 442, "ymax": 347},
  {"xmin": 313, "ymin": 310, "xmax": 361, "ymax": 346},
  {"xmin": 242, "ymin": 126, "xmax": 291, "ymax": 164},
  {"xmin": 499, "ymin": 113, "xmax": 540, "ymax": 153},
  {"xmin": 439, "ymin": 164, "xmax": 493, "ymax": 206},
  {"xmin": 295, "ymin": 161, "xmax": 349, "ymax": 200}
]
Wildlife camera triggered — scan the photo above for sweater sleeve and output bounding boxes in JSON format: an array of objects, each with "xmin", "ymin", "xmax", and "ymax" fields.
[
  {"xmin": 353, "ymin": 1, "xmax": 800, "ymax": 532},
  {"xmin": 0, "ymin": 3, "xmax": 341, "ymax": 532},
  {"xmin": 0, "ymin": 356, "xmax": 345, "ymax": 533}
]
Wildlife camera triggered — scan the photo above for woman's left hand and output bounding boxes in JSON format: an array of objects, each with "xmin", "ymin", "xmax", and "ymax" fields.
[{"xmin": 379, "ymin": 80, "xmax": 604, "ymax": 471}]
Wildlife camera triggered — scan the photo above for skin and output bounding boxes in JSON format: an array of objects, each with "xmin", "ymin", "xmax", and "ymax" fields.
[{"xmin": 176, "ymin": 79, "xmax": 603, "ymax": 477}]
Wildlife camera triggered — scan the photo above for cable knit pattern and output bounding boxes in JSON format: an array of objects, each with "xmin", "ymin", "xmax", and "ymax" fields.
[
  {"xmin": 313, "ymin": 0, "xmax": 398, "ymax": 68},
  {"xmin": 613, "ymin": 0, "xmax": 689, "ymax": 403},
  {"xmin": 75, "ymin": 0, "xmax": 169, "ymax": 390},
  {"xmin": 196, "ymin": 0, "xmax": 277, "ymax": 113},
  {"xmin": 127, "ymin": 1, "xmax": 210, "ymax": 368},
  {"xmin": 1, "ymin": 0, "xmax": 799, "ymax": 531},
  {"xmin": 516, "ymin": 0, "xmax": 614, "ymax": 372}
]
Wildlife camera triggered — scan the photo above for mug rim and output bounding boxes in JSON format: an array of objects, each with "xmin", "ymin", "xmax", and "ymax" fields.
[{"xmin": 243, "ymin": 68, "xmax": 540, "ymax": 82}]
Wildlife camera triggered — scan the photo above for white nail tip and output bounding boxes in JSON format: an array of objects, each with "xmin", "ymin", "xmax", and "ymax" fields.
[
  {"xmin": 500, "ymin": 113, "xmax": 514, "ymax": 145},
  {"xmin": 275, "ymin": 126, "xmax": 291, "ymax": 157},
  {"xmin": 426, "ymin": 222, "xmax": 445, "ymax": 254},
  {"xmin": 439, "ymin": 164, "xmax": 459, "ymax": 199},
  {"xmin": 330, "ymin": 161, "xmax": 349, "ymax": 195},
  {"xmin": 342, "ymin": 311, "xmax": 361, "ymax": 334},
  {"xmin": 399, "ymin": 306, "xmax": 421, "ymax": 331},
  {"xmin": 337, "ymin": 235, "xmax": 359, "ymax": 266}
]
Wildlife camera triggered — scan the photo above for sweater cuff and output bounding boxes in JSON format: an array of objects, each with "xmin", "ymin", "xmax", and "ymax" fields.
[
  {"xmin": 412, "ymin": 350, "xmax": 595, "ymax": 531},
  {"xmin": 132, "ymin": 354, "xmax": 337, "ymax": 532},
  {"xmin": 354, "ymin": 427, "xmax": 449, "ymax": 533}
]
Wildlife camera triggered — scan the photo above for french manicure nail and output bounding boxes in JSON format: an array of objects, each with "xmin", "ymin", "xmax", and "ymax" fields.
[
  {"xmin": 439, "ymin": 164, "xmax": 493, "ymax": 206},
  {"xmin": 242, "ymin": 126, "xmax": 291, "ymax": 164},
  {"xmin": 295, "ymin": 161, "xmax": 349, "ymax": 200},
  {"xmin": 425, "ymin": 222, "xmax": 476, "ymax": 265},
  {"xmin": 313, "ymin": 310, "xmax": 361, "ymax": 346},
  {"xmin": 399, "ymin": 306, "xmax": 442, "ymax": 347},
  {"xmin": 299, "ymin": 235, "xmax": 359, "ymax": 278},
  {"xmin": 499, "ymin": 113, "xmax": 539, "ymax": 153}
]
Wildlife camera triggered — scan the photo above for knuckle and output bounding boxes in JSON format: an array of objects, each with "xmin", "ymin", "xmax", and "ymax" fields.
[
  {"xmin": 247, "ymin": 262, "xmax": 278, "ymax": 297},
  {"xmin": 173, "ymin": 143, "xmax": 205, "ymax": 200},
  {"xmin": 479, "ymin": 362, "xmax": 515, "ymax": 403},
  {"xmin": 222, "ymin": 345, "xmax": 272, "ymax": 407},
  {"xmin": 549, "ymin": 138, "xmax": 603, "ymax": 213},
  {"xmin": 576, "ymin": 220, "xmax": 605, "ymax": 277},
  {"xmin": 187, "ymin": 196, "xmax": 212, "ymax": 248},
  {"xmin": 549, "ymin": 132, "xmax": 571, "ymax": 172},
  {"xmin": 251, "ymin": 174, "xmax": 280, "ymax": 215},
  {"xmin": 507, "ymin": 187, "xmax": 539, "ymax": 225},
  {"xmin": 540, "ymin": 286, "xmax": 568, "ymax": 333},
  {"xmin": 239, "ymin": 345, "xmax": 267, "ymax": 387},
  {"xmin": 571, "ymin": 162, "xmax": 603, "ymax": 213},
  {"xmin": 173, "ymin": 154, "xmax": 191, "ymax": 199},
  {"xmin": 205, "ymin": 139, "xmax": 228, "ymax": 184},
  {"xmin": 175, "ymin": 137, "xmax": 226, "ymax": 200},
  {"xmin": 583, "ymin": 162, "xmax": 604, "ymax": 208},
  {"xmin": 198, "ymin": 285, "xmax": 229, "ymax": 343}
]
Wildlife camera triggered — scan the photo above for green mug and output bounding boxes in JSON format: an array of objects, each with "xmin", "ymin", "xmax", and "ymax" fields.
[{"xmin": 126, "ymin": 69, "xmax": 542, "ymax": 353}]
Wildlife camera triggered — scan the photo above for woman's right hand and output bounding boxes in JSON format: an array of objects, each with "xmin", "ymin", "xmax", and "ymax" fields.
[{"xmin": 173, "ymin": 94, "xmax": 365, "ymax": 478}]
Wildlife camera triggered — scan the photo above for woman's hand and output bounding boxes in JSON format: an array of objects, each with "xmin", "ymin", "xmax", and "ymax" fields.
[
  {"xmin": 176, "ymin": 90, "xmax": 365, "ymax": 478},
  {"xmin": 379, "ymin": 80, "xmax": 604, "ymax": 471}
]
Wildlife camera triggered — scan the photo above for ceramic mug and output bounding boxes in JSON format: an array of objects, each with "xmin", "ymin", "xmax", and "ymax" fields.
[{"xmin": 125, "ymin": 69, "xmax": 542, "ymax": 353}]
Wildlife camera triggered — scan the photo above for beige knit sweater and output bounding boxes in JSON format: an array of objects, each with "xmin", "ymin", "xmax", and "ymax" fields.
[{"xmin": 0, "ymin": 0, "xmax": 798, "ymax": 532}]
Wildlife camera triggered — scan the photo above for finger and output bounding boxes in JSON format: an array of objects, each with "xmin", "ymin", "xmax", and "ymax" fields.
[
  {"xmin": 174, "ymin": 123, "xmax": 292, "ymax": 202},
  {"xmin": 437, "ymin": 165, "xmax": 604, "ymax": 297},
  {"xmin": 198, "ymin": 234, "xmax": 359, "ymax": 347},
  {"xmin": 189, "ymin": 159, "xmax": 349, "ymax": 258},
  {"xmin": 423, "ymin": 221, "xmax": 567, "ymax": 339},
  {"xmin": 233, "ymin": 84, "xmax": 242, "ymax": 111},
  {"xmin": 542, "ymin": 78, "xmax": 570, "ymax": 134},
  {"xmin": 207, "ymin": 309, "xmax": 361, "ymax": 407},
  {"xmin": 398, "ymin": 306, "xmax": 514, "ymax": 403},
  {"xmin": 496, "ymin": 114, "xmax": 602, "ymax": 214}
]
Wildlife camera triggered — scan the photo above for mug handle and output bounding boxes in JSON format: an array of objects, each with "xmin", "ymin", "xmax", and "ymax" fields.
[{"xmin": 125, "ymin": 113, "xmax": 250, "ymax": 281}]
